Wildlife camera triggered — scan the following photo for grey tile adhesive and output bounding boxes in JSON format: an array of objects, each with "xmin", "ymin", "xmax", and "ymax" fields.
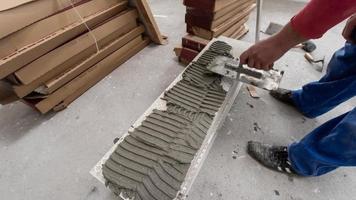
[{"xmin": 102, "ymin": 41, "xmax": 233, "ymax": 200}]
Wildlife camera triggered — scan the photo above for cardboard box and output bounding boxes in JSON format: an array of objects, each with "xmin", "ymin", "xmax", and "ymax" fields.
[
  {"xmin": 182, "ymin": 35, "xmax": 209, "ymax": 52},
  {"xmin": 13, "ymin": 13, "xmax": 140, "ymax": 98},
  {"xmin": 29, "ymin": 36, "xmax": 149, "ymax": 114},
  {"xmin": 52, "ymin": 37, "xmax": 149, "ymax": 112},
  {"xmin": 0, "ymin": 1, "xmax": 127, "ymax": 80},
  {"xmin": 14, "ymin": 9, "xmax": 138, "ymax": 85},
  {"xmin": 42, "ymin": 26, "xmax": 145, "ymax": 95},
  {"xmin": 0, "ymin": 0, "xmax": 126, "ymax": 59},
  {"xmin": 183, "ymin": 0, "xmax": 236, "ymax": 12},
  {"xmin": 185, "ymin": 0, "xmax": 253, "ymax": 29},
  {"xmin": 187, "ymin": 4, "xmax": 255, "ymax": 40},
  {"xmin": 0, "ymin": 0, "xmax": 87, "ymax": 39}
]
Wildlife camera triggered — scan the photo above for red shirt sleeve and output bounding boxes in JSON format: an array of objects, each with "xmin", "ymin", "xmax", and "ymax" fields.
[{"xmin": 291, "ymin": 0, "xmax": 356, "ymax": 39}]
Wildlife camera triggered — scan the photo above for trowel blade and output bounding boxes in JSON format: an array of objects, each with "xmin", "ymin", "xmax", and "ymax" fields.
[{"xmin": 207, "ymin": 56, "xmax": 284, "ymax": 91}]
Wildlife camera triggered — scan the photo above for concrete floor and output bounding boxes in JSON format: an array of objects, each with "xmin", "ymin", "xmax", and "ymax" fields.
[{"xmin": 0, "ymin": 0, "xmax": 355, "ymax": 200}]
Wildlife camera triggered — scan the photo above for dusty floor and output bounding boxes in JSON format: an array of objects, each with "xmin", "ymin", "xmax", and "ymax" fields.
[{"xmin": 0, "ymin": 0, "xmax": 355, "ymax": 200}]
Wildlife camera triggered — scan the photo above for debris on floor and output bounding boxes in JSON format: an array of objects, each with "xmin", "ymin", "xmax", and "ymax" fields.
[
  {"xmin": 253, "ymin": 122, "xmax": 264, "ymax": 134},
  {"xmin": 304, "ymin": 53, "xmax": 325, "ymax": 72},
  {"xmin": 263, "ymin": 22, "xmax": 283, "ymax": 35}
]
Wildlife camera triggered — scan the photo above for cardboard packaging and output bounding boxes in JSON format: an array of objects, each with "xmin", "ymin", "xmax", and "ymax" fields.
[
  {"xmin": 0, "ymin": 0, "xmax": 127, "ymax": 59},
  {"xmin": 13, "ymin": 10, "xmax": 140, "ymax": 98},
  {"xmin": 0, "ymin": 1, "xmax": 128, "ymax": 80},
  {"xmin": 1, "ymin": 0, "xmax": 165, "ymax": 114},
  {"xmin": 26, "ymin": 36, "xmax": 149, "ymax": 114},
  {"xmin": 0, "ymin": 0, "xmax": 87, "ymax": 39}
]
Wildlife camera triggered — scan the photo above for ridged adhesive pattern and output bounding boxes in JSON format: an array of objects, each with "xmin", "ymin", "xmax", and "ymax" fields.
[{"xmin": 103, "ymin": 41, "xmax": 233, "ymax": 199}]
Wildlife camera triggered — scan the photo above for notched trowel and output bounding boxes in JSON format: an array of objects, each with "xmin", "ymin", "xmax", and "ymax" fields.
[{"xmin": 207, "ymin": 55, "xmax": 284, "ymax": 90}]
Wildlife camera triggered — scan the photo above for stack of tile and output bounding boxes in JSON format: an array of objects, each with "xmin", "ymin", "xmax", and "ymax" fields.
[
  {"xmin": 0, "ymin": 0, "xmax": 162, "ymax": 114},
  {"xmin": 177, "ymin": 0, "xmax": 256, "ymax": 64}
]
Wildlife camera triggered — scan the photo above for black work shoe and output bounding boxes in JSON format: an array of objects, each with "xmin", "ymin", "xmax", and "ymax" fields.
[
  {"xmin": 247, "ymin": 141, "xmax": 298, "ymax": 175},
  {"xmin": 270, "ymin": 88, "xmax": 295, "ymax": 107}
]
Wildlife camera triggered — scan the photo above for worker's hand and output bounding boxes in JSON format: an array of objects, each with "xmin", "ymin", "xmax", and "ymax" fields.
[
  {"xmin": 239, "ymin": 38, "xmax": 287, "ymax": 70},
  {"xmin": 240, "ymin": 22, "xmax": 306, "ymax": 71},
  {"xmin": 342, "ymin": 14, "xmax": 356, "ymax": 44}
]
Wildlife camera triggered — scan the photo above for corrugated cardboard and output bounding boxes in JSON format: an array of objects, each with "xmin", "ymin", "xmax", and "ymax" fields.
[
  {"xmin": 52, "ymin": 37, "xmax": 149, "ymax": 112},
  {"xmin": 0, "ymin": 0, "xmax": 127, "ymax": 59},
  {"xmin": 15, "ymin": 9, "xmax": 138, "ymax": 85},
  {"xmin": 0, "ymin": 0, "xmax": 87, "ymax": 39},
  {"xmin": 43, "ymin": 26, "xmax": 145, "ymax": 94},
  {"xmin": 0, "ymin": 1, "xmax": 127, "ymax": 80},
  {"xmin": 13, "ymin": 14, "xmax": 140, "ymax": 98},
  {"xmin": 32, "ymin": 36, "xmax": 149, "ymax": 114}
]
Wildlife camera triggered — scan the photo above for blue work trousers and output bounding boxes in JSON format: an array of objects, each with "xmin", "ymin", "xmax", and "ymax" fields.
[{"xmin": 288, "ymin": 42, "xmax": 356, "ymax": 176}]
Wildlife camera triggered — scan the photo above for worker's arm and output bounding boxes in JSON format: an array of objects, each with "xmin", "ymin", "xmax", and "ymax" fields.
[
  {"xmin": 240, "ymin": 0, "xmax": 356, "ymax": 70},
  {"xmin": 240, "ymin": 23, "xmax": 305, "ymax": 70},
  {"xmin": 343, "ymin": 14, "xmax": 356, "ymax": 44}
]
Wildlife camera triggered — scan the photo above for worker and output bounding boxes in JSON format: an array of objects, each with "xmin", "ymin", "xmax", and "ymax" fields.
[{"xmin": 239, "ymin": 0, "xmax": 356, "ymax": 176}]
